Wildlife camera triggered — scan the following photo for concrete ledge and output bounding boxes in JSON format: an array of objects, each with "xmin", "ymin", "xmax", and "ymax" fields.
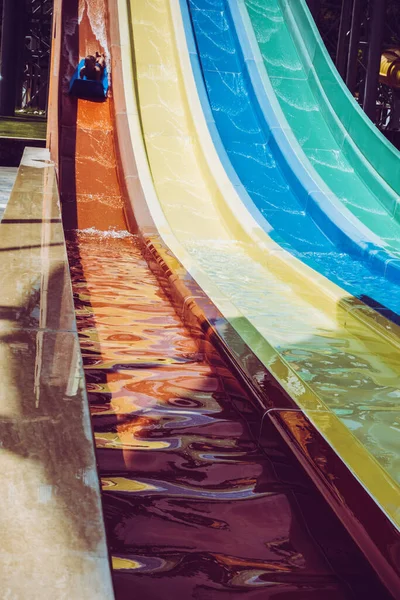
[
  {"xmin": 0, "ymin": 147, "xmax": 114, "ymax": 598},
  {"xmin": 0, "ymin": 137, "xmax": 46, "ymax": 167},
  {"xmin": 0, "ymin": 166, "xmax": 18, "ymax": 221}
]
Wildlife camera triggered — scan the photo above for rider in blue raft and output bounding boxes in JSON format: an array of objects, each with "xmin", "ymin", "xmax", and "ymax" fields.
[
  {"xmin": 80, "ymin": 53, "xmax": 106, "ymax": 81},
  {"xmin": 69, "ymin": 52, "xmax": 108, "ymax": 100}
]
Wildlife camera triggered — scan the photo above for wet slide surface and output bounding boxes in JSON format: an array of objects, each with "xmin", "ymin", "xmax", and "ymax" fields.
[
  {"xmin": 127, "ymin": 0, "xmax": 400, "ymax": 529},
  {"xmin": 188, "ymin": 0, "xmax": 400, "ymax": 318},
  {"xmin": 54, "ymin": 0, "xmax": 393, "ymax": 597},
  {"xmin": 67, "ymin": 231, "xmax": 387, "ymax": 599}
]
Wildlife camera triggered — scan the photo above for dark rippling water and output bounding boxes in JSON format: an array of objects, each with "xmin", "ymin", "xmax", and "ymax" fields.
[{"xmin": 66, "ymin": 229, "xmax": 387, "ymax": 600}]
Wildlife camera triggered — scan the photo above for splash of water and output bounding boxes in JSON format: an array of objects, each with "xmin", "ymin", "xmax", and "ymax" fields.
[
  {"xmin": 77, "ymin": 227, "xmax": 133, "ymax": 238},
  {"xmin": 78, "ymin": 0, "xmax": 111, "ymax": 73}
]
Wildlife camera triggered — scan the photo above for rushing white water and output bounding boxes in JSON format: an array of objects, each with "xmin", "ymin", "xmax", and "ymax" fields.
[
  {"xmin": 77, "ymin": 227, "xmax": 133, "ymax": 239},
  {"xmin": 78, "ymin": 0, "xmax": 111, "ymax": 73}
]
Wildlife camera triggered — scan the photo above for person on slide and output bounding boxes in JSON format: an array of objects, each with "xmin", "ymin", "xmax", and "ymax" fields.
[{"xmin": 80, "ymin": 52, "xmax": 106, "ymax": 81}]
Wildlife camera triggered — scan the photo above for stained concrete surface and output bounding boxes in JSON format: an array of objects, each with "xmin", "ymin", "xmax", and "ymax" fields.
[{"xmin": 0, "ymin": 166, "xmax": 18, "ymax": 221}]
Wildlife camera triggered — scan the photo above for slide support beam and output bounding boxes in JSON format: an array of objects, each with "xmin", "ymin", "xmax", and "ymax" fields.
[{"xmin": 363, "ymin": 0, "xmax": 386, "ymax": 120}]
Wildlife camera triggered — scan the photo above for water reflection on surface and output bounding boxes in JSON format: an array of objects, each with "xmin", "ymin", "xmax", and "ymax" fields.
[{"xmin": 67, "ymin": 229, "xmax": 385, "ymax": 599}]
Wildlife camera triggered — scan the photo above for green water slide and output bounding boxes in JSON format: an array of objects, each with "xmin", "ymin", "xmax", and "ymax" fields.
[{"xmin": 244, "ymin": 0, "xmax": 400, "ymax": 262}]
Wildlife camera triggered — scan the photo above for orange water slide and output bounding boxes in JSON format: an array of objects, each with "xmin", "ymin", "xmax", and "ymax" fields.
[{"xmin": 48, "ymin": 0, "xmax": 125, "ymax": 231}]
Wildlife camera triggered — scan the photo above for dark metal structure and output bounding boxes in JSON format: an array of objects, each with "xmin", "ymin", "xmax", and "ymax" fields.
[
  {"xmin": 0, "ymin": 0, "xmax": 52, "ymax": 116},
  {"xmin": 0, "ymin": 0, "xmax": 25, "ymax": 115},
  {"xmin": 336, "ymin": 0, "xmax": 353, "ymax": 78},
  {"xmin": 307, "ymin": 0, "xmax": 322, "ymax": 24},
  {"xmin": 364, "ymin": 0, "xmax": 387, "ymax": 120},
  {"xmin": 345, "ymin": 0, "xmax": 365, "ymax": 95},
  {"xmin": 307, "ymin": 0, "xmax": 400, "ymax": 146},
  {"xmin": 23, "ymin": 0, "xmax": 53, "ymax": 111}
]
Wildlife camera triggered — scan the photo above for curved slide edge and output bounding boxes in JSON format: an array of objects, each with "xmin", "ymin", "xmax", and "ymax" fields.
[
  {"xmin": 231, "ymin": 0, "xmax": 400, "ymax": 286},
  {"xmin": 108, "ymin": 0, "xmax": 400, "ymax": 592},
  {"xmin": 281, "ymin": 0, "xmax": 400, "ymax": 201}
]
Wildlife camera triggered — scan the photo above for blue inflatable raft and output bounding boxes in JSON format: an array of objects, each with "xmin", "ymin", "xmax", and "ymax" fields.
[{"xmin": 69, "ymin": 58, "xmax": 109, "ymax": 100}]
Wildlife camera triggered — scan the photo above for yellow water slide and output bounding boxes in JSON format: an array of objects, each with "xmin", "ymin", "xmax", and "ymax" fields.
[{"xmin": 114, "ymin": 0, "xmax": 400, "ymax": 530}]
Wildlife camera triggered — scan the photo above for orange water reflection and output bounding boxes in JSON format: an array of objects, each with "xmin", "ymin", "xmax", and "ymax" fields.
[{"xmin": 66, "ymin": 229, "xmax": 383, "ymax": 599}]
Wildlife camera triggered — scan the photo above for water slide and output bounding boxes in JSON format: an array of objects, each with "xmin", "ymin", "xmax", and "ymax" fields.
[
  {"xmin": 45, "ymin": 0, "xmax": 400, "ymax": 596},
  {"xmin": 241, "ymin": 0, "xmax": 400, "ymax": 279},
  {"xmin": 187, "ymin": 0, "xmax": 400, "ymax": 318},
  {"xmin": 120, "ymin": 0, "xmax": 400, "ymax": 528}
]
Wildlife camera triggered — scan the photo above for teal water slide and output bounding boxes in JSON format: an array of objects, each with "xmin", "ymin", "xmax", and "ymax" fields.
[
  {"xmin": 267, "ymin": 0, "xmax": 400, "ymax": 197},
  {"xmin": 243, "ymin": 0, "xmax": 400, "ymax": 270}
]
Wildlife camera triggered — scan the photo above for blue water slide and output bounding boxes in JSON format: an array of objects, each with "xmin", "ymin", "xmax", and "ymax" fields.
[{"xmin": 181, "ymin": 0, "xmax": 400, "ymax": 320}]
